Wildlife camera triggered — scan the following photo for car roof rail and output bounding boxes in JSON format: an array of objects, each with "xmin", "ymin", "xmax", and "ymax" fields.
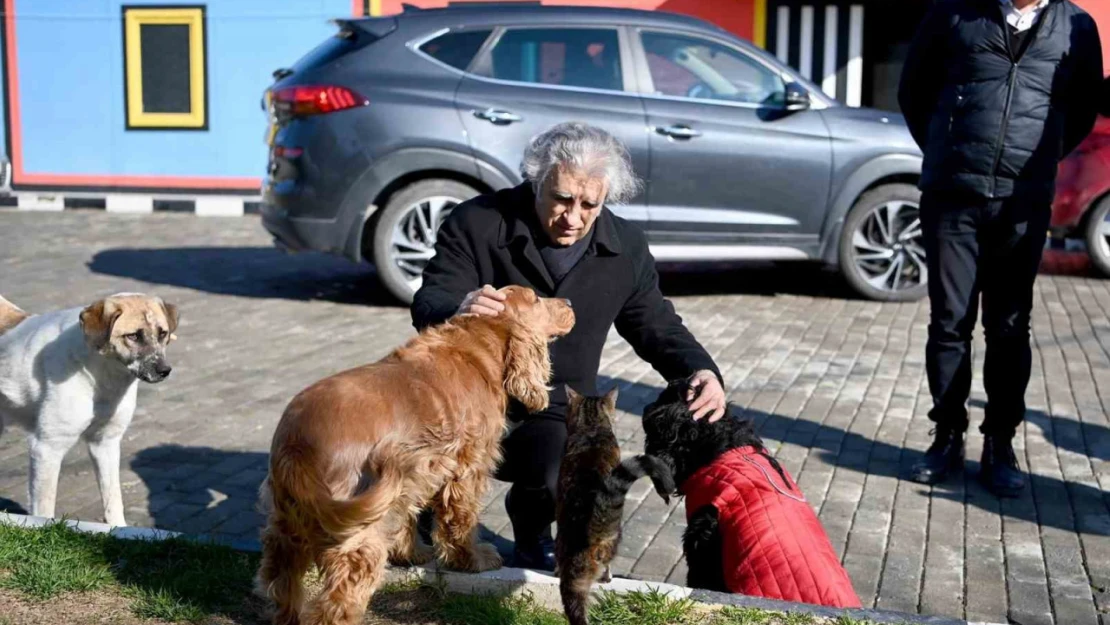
[{"xmin": 443, "ymin": 1, "xmax": 542, "ymax": 8}]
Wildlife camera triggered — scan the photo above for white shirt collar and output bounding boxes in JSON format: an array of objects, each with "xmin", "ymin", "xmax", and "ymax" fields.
[{"xmin": 1001, "ymin": 0, "xmax": 1051, "ymax": 33}]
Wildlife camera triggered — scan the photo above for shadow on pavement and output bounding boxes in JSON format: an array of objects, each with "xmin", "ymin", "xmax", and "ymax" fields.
[
  {"xmin": 0, "ymin": 498, "xmax": 27, "ymax": 515},
  {"xmin": 89, "ymin": 246, "xmax": 858, "ymax": 303},
  {"xmin": 88, "ymin": 247, "xmax": 402, "ymax": 307},
  {"xmin": 599, "ymin": 376, "xmax": 1110, "ymax": 537},
  {"xmin": 130, "ymin": 444, "xmax": 510, "ymax": 552},
  {"xmin": 128, "ymin": 378, "xmax": 1109, "ymax": 543}
]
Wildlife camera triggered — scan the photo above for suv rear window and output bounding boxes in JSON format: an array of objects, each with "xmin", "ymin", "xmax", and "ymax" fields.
[
  {"xmin": 419, "ymin": 30, "xmax": 492, "ymax": 71},
  {"xmin": 478, "ymin": 28, "xmax": 623, "ymax": 92}
]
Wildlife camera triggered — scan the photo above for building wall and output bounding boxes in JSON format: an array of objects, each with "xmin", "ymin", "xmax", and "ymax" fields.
[
  {"xmin": 3, "ymin": 0, "xmax": 351, "ymax": 191},
  {"xmin": 375, "ymin": 0, "xmax": 763, "ymax": 45}
]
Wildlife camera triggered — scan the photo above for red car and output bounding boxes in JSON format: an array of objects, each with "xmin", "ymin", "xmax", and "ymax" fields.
[{"xmin": 1052, "ymin": 116, "xmax": 1110, "ymax": 275}]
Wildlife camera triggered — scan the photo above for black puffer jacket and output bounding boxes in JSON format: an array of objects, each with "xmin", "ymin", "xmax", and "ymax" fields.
[{"xmin": 899, "ymin": 0, "xmax": 1103, "ymax": 202}]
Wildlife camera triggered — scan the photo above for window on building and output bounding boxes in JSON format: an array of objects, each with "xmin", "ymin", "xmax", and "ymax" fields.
[
  {"xmin": 477, "ymin": 28, "xmax": 623, "ymax": 92},
  {"xmin": 642, "ymin": 32, "xmax": 785, "ymax": 106},
  {"xmin": 419, "ymin": 29, "xmax": 493, "ymax": 71},
  {"xmin": 123, "ymin": 6, "xmax": 207, "ymax": 129}
]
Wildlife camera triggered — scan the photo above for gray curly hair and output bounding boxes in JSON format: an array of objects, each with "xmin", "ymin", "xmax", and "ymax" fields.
[{"xmin": 520, "ymin": 122, "xmax": 642, "ymax": 205}]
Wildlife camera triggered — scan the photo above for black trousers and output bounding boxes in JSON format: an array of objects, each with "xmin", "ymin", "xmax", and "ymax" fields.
[
  {"xmin": 493, "ymin": 416, "xmax": 567, "ymax": 543},
  {"xmin": 921, "ymin": 190, "xmax": 1049, "ymax": 438}
]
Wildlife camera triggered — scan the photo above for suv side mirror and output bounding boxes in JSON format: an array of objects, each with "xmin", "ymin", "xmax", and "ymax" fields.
[{"xmin": 784, "ymin": 82, "xmax": 810, "ymax": 111}]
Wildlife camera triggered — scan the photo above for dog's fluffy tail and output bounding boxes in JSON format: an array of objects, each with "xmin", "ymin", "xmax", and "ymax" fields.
[
  {"xmin": 0, "ymin": 294, "xmax": 28, "ymax": 336},
  {"xmin": 270, "ymin": 453, "xmax": 405, "ymax": 541},
  {"xmin": 560, "ymin": 574, "xmax": 593, "ymax": 625},
  {"xmin": 316, "ymin": 463, "xmax": 405, "ymax": 539},
  {"xmin": 605, "ymin": 454, "xmax": 676, "ymax": 504}
]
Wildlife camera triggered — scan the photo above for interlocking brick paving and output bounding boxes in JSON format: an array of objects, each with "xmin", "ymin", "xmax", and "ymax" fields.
[{"xmin": 1, "ymin": 210, "xmax": 1108, "ymax": 624}]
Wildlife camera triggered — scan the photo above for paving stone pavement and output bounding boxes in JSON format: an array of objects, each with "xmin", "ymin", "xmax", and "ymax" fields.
[{"xmin": 1, "ymin": 210, "xmax": 1109, "ymax": 624}]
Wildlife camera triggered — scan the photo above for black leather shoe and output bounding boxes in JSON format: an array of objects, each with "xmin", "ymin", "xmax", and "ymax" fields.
[
  {"xmin": 511, "ymin": 536, "xmax": 556, "ymax": 571},
  {"xmin": 980, "ymin": 435, "xmax": 1025, "ymax": 498},
  {"xmin": 908, "ymin": 427, "xmax": 964, "ymax": 485}
]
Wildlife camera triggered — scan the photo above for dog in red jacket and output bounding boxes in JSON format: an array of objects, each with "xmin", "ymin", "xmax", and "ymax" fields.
[{"xmin": 642, "ymin": 379, "xmax": 861, "ymax": 608}]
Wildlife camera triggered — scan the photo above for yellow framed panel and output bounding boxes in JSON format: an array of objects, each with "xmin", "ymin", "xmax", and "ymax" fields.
[
  {"xmin": 123, "ymin": 6, "xmax": 207, "ymax": 129},
  {"xmin": 753, "ymin": 0, "xmax": 767, "ymax": 49}
]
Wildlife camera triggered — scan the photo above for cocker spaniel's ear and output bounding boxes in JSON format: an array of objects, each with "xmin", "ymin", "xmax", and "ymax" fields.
[{"xmin": 505, "ymin": 323, "xmax": 551, "ymax": 414}]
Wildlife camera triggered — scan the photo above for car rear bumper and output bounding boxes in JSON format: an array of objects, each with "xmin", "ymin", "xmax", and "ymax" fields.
[
  {"xmin": 260, "ymin": 203, "xmax": 310, "ymax": 252},
  {"xmin": 260, "ymin": 200, "xmax": 373, "ymax": 264}
]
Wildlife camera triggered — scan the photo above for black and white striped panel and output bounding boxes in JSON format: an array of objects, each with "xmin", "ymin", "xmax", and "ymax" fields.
[
  {"xmin": 2, "ymin": 193, "xmax": 260, "ymax": 216},
  {"xmin": 767, "ymin": 1, "xmax": 864, "ymax": 107}
]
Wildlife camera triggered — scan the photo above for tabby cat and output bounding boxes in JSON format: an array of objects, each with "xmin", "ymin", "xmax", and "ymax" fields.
[{"xmin": 556, "ymin": 386, "xmax": 675, "ymax": 625}]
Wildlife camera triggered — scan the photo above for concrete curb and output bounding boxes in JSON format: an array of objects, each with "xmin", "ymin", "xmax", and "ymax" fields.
[{"xmin": 0, "ymin": 512, "xmax": 1000, "ymax": 625}]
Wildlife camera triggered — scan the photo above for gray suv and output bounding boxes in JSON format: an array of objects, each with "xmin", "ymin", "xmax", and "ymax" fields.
[{"xmin": 261, "ymin": 3, "xmax": 924, "ymax": 304}]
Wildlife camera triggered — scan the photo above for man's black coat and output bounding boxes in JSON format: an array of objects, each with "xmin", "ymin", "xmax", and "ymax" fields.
[
  {"xmin": 898, "ymin": 0, "xmax": 1103, "ymax": 202},
  {"xmin": 411, "ymin": 183, "xmax": 720, "ymax": 421}
]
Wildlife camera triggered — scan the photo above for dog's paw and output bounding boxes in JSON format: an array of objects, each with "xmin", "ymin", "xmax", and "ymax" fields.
[
  {"xmin": 468, "ymin": 542, "xmax": 503, "ymax": 572},
  {"xmin": 391, "ymin": 539, "xmax": 436, "ymax": 567}
]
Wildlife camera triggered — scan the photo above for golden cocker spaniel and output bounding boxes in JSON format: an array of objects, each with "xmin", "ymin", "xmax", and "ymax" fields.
[{"xmin": 256, "ymin": 286, "xmax": 574, "ymax": 625}]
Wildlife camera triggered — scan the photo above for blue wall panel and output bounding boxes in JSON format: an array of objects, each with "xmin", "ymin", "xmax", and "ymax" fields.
[{"xmin": 11, "ymin": 0, "xmax": 352, "ymax": 182}]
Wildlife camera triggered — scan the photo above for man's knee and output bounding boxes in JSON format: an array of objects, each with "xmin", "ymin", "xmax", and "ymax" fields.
[
  {"xmin": 928, "ymin": 319, "xmax": 975, "ymax": 344},
  {"xmin": 983, "ymin": 315, "xmax": 1031, "ymax": 342},
  {"xmin": 496, "ymin": 418, "xmax": 566, "ymax": 491}
]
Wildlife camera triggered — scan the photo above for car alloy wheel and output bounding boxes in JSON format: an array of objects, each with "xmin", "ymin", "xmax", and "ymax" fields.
[
  {"xmin": 1096, "ymin": 213, "xmax": 1110, "ymax": 260},
  {"xmin": 850, "ymin": 200, "xmax": 926, "ymax": 293},
  {"xmin": 388, "ymin": 195, "xmax": 461, "ymax": 292}
]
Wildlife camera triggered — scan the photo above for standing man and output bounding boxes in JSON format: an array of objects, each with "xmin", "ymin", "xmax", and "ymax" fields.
[
  {"xmin": 899, "ymin": 0, "xmax": 1102, "ymax": 496},
  {"xmin": 412, "ymin": 122, "xmax": 726, "ymax": 569}
]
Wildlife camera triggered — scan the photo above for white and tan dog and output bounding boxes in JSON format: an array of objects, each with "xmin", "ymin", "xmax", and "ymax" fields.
[{"xmin": 0, "ymin": 293, "xmax": 178, "ymax": 526}]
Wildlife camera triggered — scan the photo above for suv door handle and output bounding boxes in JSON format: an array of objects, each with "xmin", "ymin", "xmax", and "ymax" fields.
[
  {"xmin": 473, "ymin": 108, "xmax": 523, "ymax": 124},
  {"xmin": 655, "ymin": 124, "xmax": 702, "ymax": 139}
]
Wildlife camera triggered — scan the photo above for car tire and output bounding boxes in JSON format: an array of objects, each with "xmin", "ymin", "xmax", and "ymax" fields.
[
  {"xmin": 838, "ymin": 183, "xmax": 928, "ymax": 302},
  {"xmin": 371, "ymin": 179, "xmax": 479, "ymax": 304},
  {"xmin": 1084, "ymin": 196, "xmax": 1110, "ymax": 278}
]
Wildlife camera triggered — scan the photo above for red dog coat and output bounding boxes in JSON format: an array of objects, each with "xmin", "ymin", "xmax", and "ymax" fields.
[{"xmin": 683, "ymin": 447, "xmax": 861, "ymax": 608}]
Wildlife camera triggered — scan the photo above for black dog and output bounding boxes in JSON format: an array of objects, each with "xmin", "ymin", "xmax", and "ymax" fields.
[
  {"xmin": 642, "ymin": 378, "xmax": 862, "ymax": 608},
  {"xmin": 641, "ymin": 378, "xmax": 786, "ymax": 592}
]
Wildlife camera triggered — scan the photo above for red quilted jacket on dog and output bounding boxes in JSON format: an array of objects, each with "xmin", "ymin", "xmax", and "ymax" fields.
[{"xmin": 683, "ymin": 447, "xmax": 861, "ymax": 608}]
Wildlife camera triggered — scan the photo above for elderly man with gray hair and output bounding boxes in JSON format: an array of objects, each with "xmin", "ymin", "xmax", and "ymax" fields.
[{"xmin": 412, "ymin": 121, "xmax": 724, "ymax": 570}]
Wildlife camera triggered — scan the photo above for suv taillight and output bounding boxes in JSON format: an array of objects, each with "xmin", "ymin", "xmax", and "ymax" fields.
[{"xmin": 271, "ymin": 85, "xmax": 368, "ymax": 118}]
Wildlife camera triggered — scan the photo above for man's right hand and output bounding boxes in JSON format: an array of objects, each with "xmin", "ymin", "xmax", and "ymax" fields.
[{"xmin": 456, "ymin": 285, "xmax": 506, "ymax": 317}]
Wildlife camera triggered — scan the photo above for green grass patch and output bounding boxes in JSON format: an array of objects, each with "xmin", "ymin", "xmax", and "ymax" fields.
[
  {"xmin": 0, "ymin": 521, "xmax": 864, "ymax": 625},
  {"xmin": 0, "ymin": 520, "xmax": 258, "ymax": 622},
  {"xmin": 716, "ymin": 606, "xmax": 778, "ymax": 625},
  {"xmin": 439, "ymin": 592, "xmax": 567, "ymax": 625},
  {"xmin": 0, "ymin": 520, "xmax": 115, "ymax": 599},
  {"xmin": 591, "ymin": 588, "xmax": 697, "ymax": 625}
]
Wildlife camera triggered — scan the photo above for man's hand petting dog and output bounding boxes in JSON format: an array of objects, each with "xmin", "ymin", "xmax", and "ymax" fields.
[
  {"xmin": 457, "ymin": 284, "xmax": 507, "ymax": 317},
  {"xmin": 687, "ymin": 370, "xmax": 726, "ymax": 422}
]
